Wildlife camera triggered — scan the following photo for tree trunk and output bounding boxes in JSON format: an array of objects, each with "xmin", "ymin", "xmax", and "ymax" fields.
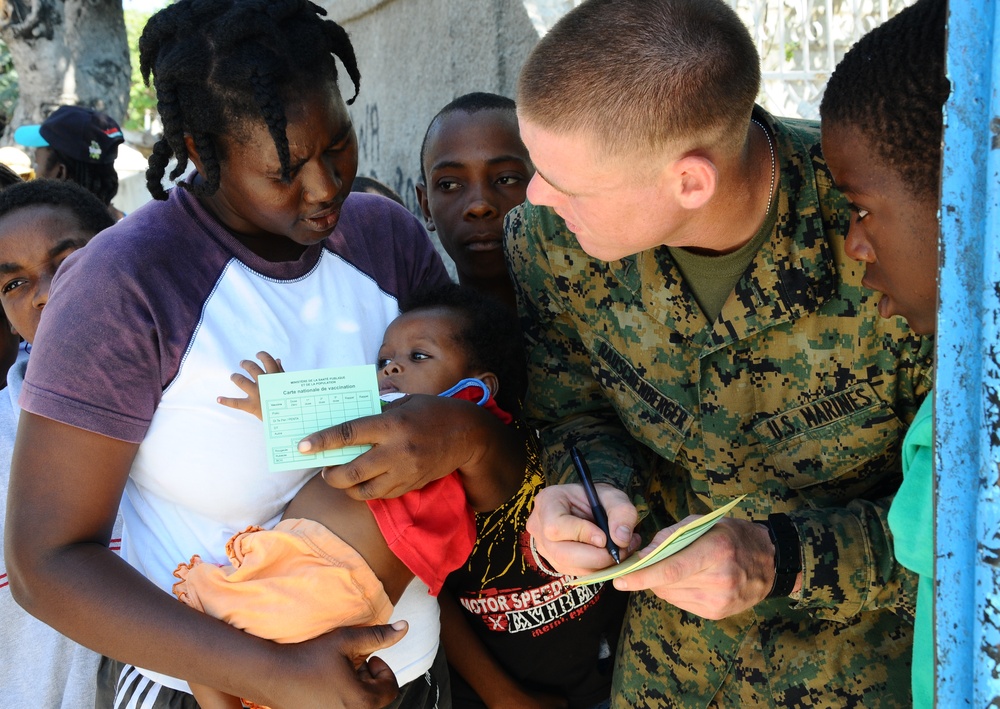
[{"xmin": 0, "ymin": 0, "xmax": 130, "ymax": 144}]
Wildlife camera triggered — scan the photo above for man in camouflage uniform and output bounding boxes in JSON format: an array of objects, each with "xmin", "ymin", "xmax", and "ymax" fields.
[{"xmin": 509, "ymin": 0, "xmax": 933, "ymax": 706}]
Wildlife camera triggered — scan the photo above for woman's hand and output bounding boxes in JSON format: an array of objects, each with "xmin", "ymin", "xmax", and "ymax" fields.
[
  {"xmin": 254, "ymin": 622, "xmax": 408, "ymax": 709},
  {"xmin": 300, "ymin": 394, "xmax": 522, "ymax": 501}
]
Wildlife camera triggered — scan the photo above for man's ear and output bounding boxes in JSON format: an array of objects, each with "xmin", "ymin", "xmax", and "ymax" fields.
[
  {"xmin": 183, "ymin": 134, "xmax": 206, "ymax": 177},
  {"xmin": 415, "ymin": 182, "xmax": 436, "ymax": 231},
  {"xmin": 477, "ymin": 372, "xmax": 499, "ymax": 400},
  {"xmin": 50, "ymin": 161, "xmax": 68, "ymax": 180},
  {"xmin": 669, "ymin": 155, "xmax": 717, "ymax": 211}
]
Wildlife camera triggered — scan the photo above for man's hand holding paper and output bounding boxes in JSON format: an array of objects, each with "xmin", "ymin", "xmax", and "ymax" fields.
[
  {"xmin": 528, "ymin": 492, "xmax": 776, "ymax": 620},
  {"xmin": 609, "ymin": 514, "xmax": 777, "ymax": 619}
]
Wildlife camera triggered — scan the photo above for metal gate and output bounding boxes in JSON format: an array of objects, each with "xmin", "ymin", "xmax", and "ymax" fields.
[{"xmin": 523, "ymin": 0, "xmax": 915, "ymax": 118}]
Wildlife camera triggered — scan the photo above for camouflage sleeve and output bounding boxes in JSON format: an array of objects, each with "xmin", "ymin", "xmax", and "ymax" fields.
[
  {"xmin": 788, "ymin": 494, "xmax": 915, "ymax": 621},
  {"xmin": 504, "ymin": 203, "xmax": 646, "ymax": 491},
  {"xmin": 783, "ymin": 158, "xmax": 933, "ymax": 619}
]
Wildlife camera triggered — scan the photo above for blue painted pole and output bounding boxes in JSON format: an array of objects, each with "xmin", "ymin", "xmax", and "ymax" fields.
[{"xmin": 935, "ymin": 0, "xmax": 1000, "ymax": 704}]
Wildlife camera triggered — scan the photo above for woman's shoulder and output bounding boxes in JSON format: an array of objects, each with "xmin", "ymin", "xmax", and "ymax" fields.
[
  {"xmin": 50, "ymin": 190, "xmax": 241, "ymax": 334},
  {"xmin": 337, "ymin": 192, "xmax": 424, "ymax": 243},
  {"xmin": 83, "ymin": 190, "xmax": 194, "ymax": 255},
  {"xmin": 73, "ymin": 189, "xmax": 230, "ymax": 277},
  {"xmin": 328, "ymin": 193, "xmax": 450, "ymax": 295}
]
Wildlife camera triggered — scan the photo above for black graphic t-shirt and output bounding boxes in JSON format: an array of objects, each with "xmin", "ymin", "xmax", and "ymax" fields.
[{"xmin": 444, "ymin": 439, "xmax": 628, "ymax": 708}]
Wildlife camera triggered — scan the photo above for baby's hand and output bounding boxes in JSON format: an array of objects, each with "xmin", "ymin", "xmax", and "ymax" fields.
[{"xmin": 217, "ymin": 351, "xmax": 284, "ymax": 421}]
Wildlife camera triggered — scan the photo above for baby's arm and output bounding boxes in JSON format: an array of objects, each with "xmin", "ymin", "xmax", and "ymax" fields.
[
  {"xmin": 285, "ymin": 474, "xmax": 413, "ymax": 605},
  {"xmin": 217, "ymin": 351, "xmax": 284, "ymax": 421}
]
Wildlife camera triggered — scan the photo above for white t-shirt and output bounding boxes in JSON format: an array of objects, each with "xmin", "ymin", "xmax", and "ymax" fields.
[
  {"xmin": 1, "ymin": 347, "xmax": 124, "ymax": 706},
  {"xmin": 22, "ymin": 188, "xmax": 451, "ymax": 691}
]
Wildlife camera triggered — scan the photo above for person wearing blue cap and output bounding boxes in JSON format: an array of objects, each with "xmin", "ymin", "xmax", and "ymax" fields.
[{"xmin": 14, "ymin": 105, "xmax": 126, "ymax": 220}]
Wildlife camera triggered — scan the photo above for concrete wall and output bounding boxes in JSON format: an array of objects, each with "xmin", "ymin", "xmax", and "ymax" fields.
[{"xmin": 325, "ymin": 0, "xmax": 548, "ymax": 219}]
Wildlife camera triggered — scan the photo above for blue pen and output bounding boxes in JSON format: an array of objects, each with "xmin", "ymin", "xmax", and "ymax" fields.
[{"xmin": 570, "ymin": 445, "xmax": 621, "ymax": 564}]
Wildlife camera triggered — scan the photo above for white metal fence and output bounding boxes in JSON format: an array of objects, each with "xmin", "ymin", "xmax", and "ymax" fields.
[
  {"xmin": 522, "ymin": 0, "xmax": 915, "ymax": 119},
  {"xmin": 740, "ymin": 0, "xmax": 917, "ymax": 117}
]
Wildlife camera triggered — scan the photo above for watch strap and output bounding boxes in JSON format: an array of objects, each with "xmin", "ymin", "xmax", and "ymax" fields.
[{"xmin": 760, "ymin": 513, "xmax": 801, "ymax": 599}]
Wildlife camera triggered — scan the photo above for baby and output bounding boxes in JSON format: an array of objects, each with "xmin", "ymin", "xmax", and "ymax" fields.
[{"xmin": 173, "ymin": 283, "xmax": 526, "ymax": 709}]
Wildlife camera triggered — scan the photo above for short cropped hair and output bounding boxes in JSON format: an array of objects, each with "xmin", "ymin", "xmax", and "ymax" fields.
[
  {"xmin": 820, "ymin": 0, "xmax": 949, "ymax": 200},
  {"xmin": 419, "ymin": 92, "xmax": 518, "ymax": 182},
  {"xmin": 0, "ymin": 179, "xmax": 116, "ymax": 235},
  {"xmin": 401, "ymin": 283, "xmax": 526, "ymax": 414},
  {"xmin": 517, "ymin": 0, "xmax": 760, "ymax": 158}
]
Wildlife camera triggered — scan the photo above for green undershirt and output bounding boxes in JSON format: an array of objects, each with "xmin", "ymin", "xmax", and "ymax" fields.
[{"xmin": 668, "ymin": 203, "xmax": 778, "ymax": 323}]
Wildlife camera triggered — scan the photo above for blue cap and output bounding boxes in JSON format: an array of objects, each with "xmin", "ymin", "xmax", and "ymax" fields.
[
  {"xmin": 14, "ymin": 106, "xmax": 124, "ymax": 164},
  {"xmin": 13, "ymin": 124, "xmax": 47, "ymax": 148}
]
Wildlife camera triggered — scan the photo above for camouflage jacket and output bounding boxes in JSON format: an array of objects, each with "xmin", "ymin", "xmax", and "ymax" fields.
[{"xmin": 504, "ymin": 109, "xmax": 935, "ymax": 707}]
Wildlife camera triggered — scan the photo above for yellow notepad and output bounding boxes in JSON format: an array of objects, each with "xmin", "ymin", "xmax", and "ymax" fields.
[{"xmin": 568, "ymin": 494, "xmax": 747, "ymax": 586}]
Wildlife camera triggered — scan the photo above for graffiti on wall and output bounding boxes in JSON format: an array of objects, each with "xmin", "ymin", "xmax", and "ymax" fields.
[
  {"xmin": 356, "ymin": 102, "xmax": 380, "ymax": 164},
  {"xmin": 354, "ymin": 167, "xmax": 420, "ymax": 216},
  {"xmin": 352, "ymin": 101, "xmax": 422, "ymax": 216},
  {"xmin": 352, "ymin": 102, "xmax": 423, "ymax": 213},
  {"xmin": 391, "ymin": 166, "xmax": 419, "ymax": 215}
]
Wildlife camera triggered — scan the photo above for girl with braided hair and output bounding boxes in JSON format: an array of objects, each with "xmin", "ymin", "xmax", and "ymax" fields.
[{"xmin": 5, "ymin": 1, "xmax": 520, "ymax": 707}]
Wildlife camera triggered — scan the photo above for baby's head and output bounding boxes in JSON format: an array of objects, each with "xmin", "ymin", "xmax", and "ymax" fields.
[
  {"xmin": 377, "ymin": 283, "xmax": 526, "ymax": 413},
  {"xmin": 0, "ymin": 179, "xmax": 114, "ymax": 343}
]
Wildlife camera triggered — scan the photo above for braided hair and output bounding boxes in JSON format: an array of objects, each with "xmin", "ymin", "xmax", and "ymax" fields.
[
  {"xmin": 139, "ymin": 0, "xmax": 361, "ymax": 200},
  {"xmin": 42, "ymin": 148, "xmax": 120, "ymax": 206},
  {"xmin": 820, "ymin": 0, "xmax": 949, "ymax": 200}
]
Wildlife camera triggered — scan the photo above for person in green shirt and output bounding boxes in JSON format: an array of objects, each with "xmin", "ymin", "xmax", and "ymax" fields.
[{"xmin": 820, "ymin": 0, "xmax": 949, "ymax": 705}]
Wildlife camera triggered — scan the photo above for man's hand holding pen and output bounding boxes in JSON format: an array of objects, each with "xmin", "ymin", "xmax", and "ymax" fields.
[
  {"xmin": 525, "ymin": 474, "xmax": 641, "ymax": 578},
  {"xmin": 528, "ymin": 457, "xmax": 781, "ymax": 620}
]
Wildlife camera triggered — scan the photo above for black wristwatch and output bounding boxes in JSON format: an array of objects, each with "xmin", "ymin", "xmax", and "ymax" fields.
[{"xmin": 758, "ymin": 513, "xmax": 801, "ymax": 598}]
